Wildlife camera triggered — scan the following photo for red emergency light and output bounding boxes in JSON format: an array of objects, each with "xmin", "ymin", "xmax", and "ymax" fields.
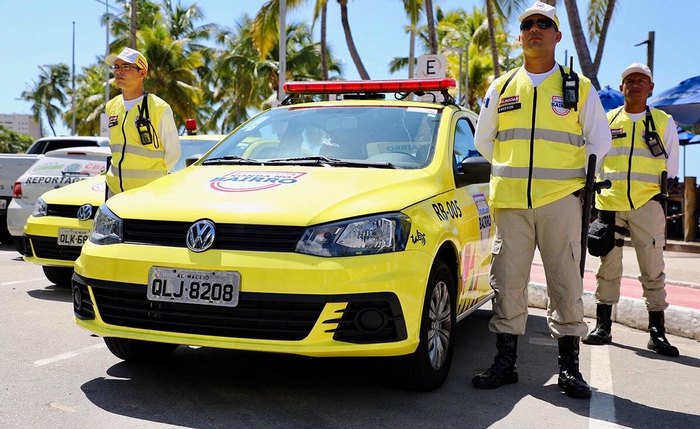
[
  {"xmin": 185, "ymin": 118, "xmax": 198, "ymax": 135},
  {"xmin": 283, "ymin": 78, "xmax": 456, "ymax": 95}
]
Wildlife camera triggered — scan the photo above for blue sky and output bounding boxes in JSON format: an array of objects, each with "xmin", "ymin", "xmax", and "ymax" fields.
[{"xmin": 3, "ymin": 0, "xmax": 700, "ymax": 176}]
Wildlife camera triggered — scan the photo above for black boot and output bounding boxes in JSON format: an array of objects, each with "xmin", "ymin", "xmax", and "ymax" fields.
[
  {"xmin": 647, "ymin": 311, "xmax": 680, "ymax": 357},
  {"xmin": 472, "ymin": 333, "xmax": 518, "ymax": 389},
  {"xmin": 582, "ymin": 304, "xmax": 613, "ymax": 345},
  {"xmin": 557, "ymin": 336, "xmax": 592, "ymax": 399}
]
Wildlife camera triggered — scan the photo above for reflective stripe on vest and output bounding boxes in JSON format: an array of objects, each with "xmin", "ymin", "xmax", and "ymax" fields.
[
  {"xmin": 490, "ymin": 66, "xmax": 590, "ymax": 209},
  {"xmin": 596, "ymin": 106, "xmax": 669, "ymax": 211},
  {"xmin": 105, "ymin": 94, "xmax": 168, "ymax": 194}
]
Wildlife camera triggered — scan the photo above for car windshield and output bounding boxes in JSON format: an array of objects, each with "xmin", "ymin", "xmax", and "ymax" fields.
[
  {"xmin": 174, "ymin": 137, "xmax": 222, "ymax": 171},
  {"xmin": 202, "ymin": 106, "xmax": 442, "ymax": 168}
]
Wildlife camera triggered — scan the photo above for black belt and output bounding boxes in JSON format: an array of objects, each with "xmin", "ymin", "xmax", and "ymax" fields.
[{"xmin": 651, "ymin": 193, "xmax": 667, "ymax": 201}]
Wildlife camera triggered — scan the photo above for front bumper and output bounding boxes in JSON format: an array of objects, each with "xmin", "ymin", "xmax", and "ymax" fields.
[
  {"xmin": 74, "ymin": 242, "xmax": 433, "ymax": 357},
  {"xmin": 23, "ymin": 214, "xmax": 93, "ymax": 266}
]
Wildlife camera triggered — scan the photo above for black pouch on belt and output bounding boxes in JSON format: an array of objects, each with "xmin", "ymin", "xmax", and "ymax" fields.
[{"xmin": 587, "ymin": 210, "xmax": 616, "ymax": 257}]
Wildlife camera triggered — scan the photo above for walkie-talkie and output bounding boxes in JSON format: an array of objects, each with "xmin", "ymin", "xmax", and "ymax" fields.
[
  {"xmin": 562, "ymin": 56, "xmax": 579, "ymax": 110},
  {"xmin": 136, "ymin": 93, "xmax": 153, "ymax": 145}
]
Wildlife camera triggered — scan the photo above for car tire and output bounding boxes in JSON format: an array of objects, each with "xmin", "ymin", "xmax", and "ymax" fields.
[
  {"xmin": 394, "ymin": 260, "xmax": 456, "ymax": 391},
  {"xmin": 104, "ymin": 337, "xmax": 179, "ymax": 362},
  {"xmin": 42, "ymin": 266, "xmax": 75, "ymax": 288}
]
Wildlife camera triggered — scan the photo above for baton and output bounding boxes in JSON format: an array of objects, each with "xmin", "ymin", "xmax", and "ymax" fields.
[{"xmin": 579, "ymin": 155, "xmax": 612, "ymax": 277}]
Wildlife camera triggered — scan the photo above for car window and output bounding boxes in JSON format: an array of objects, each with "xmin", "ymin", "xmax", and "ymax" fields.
[
  {"xmin": 43, "ymin": 140, "xmax": 99, "ymax": 152},
  {"xmin": 453, "ymin": 117, "xmax": 479, "ymax": 165},
  {"xmin": 206, "ymin": 106, "xmax": 443, "ymax": 168}
]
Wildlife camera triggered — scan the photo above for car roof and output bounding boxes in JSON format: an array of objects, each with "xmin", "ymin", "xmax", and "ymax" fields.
[{"xmin": 42, "ymin": 146, "xmax": 112, "ymax": 158}]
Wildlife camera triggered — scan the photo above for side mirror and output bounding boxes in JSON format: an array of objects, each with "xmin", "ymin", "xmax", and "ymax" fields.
[
  {"xmin": 185, "ymin": 155, "xmax": 201, "ymax": 167},
  {"xmin": 456, "ymin": 155, "xmax": 491, "ymax": 186}
]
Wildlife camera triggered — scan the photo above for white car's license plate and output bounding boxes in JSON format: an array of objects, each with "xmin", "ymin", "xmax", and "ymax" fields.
[
  {"xmin": 57, "ymin": 228, "xmax": 90, "ymax": 247},
  {"xmin": 147, "ymin": 267, "xmax": 240, "ymax": 307}
]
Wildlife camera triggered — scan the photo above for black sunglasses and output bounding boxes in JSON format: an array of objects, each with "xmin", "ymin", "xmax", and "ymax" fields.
[{"xmin": 519, "ymin": 18, "xmax": 556, "ymax": 31}]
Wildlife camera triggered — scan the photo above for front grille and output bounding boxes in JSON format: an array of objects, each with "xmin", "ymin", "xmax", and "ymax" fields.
[
  {"xmin": 91, "ymin": 284, "xmax": 325, "ymax": 341},
  {"xmin": 28, "ymin": 235, "xmax": 81, "ymax": 261},
  {"xmin": 76, "ymin": 275, "xmax": 405, "ymax": 343},
  {"xmin": 122, "ymin": 219, "xmax": 304, "ymax": 251},
  {"xmin": 47, "ymin": 204, "xmax": 97, "ymax": 219}
]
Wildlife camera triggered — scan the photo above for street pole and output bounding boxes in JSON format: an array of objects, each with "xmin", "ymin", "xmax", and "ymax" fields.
[
  {"xmin": 464, "ymin": 47, "xmax": 469, "ymax": 107},
  {"xmin": 278, "ymin": 0, "xmax": 286, "ymax": 104},
  {"xmin": 71, "ymin": 21, "xmax": 76, "ymax": 134},
  {"xmin": 104, "ymin": 0, "xmax": 110, "ymax": 107}
]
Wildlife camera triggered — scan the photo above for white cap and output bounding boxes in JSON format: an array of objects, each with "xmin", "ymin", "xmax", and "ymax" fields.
[
  {"xmin": 621, "ymin": 62, "xmax": 652, "ymax": 82},
  {"xmin": 105, "ymin": 47, "xmax": 148, "ymax": 71},
  {"xmin": 518, "ymin": 1, "xmax": 560, "ymax": 28}
]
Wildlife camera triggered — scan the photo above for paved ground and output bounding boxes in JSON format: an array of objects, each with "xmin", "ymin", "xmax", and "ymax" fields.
[{"xmin": 530, "ymin": 246, "xmax": 700, "ymax": 341}]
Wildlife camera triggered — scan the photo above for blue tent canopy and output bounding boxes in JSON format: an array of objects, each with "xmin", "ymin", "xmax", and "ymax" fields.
[
  {"xmin": 598, "ymin": 85, "xmax": 624, "ymax": 112},
  {"xmin": 649, "ymin": 75, "xmax": 700, "ymax": 126}
]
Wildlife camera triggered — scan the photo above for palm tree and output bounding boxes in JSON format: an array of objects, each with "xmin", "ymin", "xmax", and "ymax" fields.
[
  {"xmin": 402, "ymin": 0, "xmax": 424, "ymax": 78},
  {"xmin": 67, "ymin": 64, "xmax": 121, "ymax": 135},
  {"xmin": 337, "ymin": 0, "xmax": 369, "ymax": 79},
  {"xmin": 424, "ymin": 0, "xmax": 437, "ymax": 54},
  {"xmin": 562, "ymin": 0, "xmax": 617, "ymax": 90},
  {"xmin": 20, "ymin": 64, "xmax": 70, "ymax": 136}
]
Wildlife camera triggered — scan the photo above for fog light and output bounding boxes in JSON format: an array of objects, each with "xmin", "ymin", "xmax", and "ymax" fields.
[
  {"xmin": 73, "ymin": 286, "xmax": 82, "ymax": 310},
  {"xmin": 355, "ymin": 308, "xmax": 387, "ymax": 333}
]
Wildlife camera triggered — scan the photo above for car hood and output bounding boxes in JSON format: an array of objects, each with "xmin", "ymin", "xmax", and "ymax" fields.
[
  {"xmin": 108, "ymin": 165, "xmax": 449, "ymax": 226},
  {"xmin": 40, "ymin": 175, "xmax": 106, "ymax": 206}
]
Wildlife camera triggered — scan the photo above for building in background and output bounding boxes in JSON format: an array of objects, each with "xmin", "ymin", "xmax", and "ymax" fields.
[{"xmin": 0, "ymin": 114, "xmax": 41, "ymax": 140}]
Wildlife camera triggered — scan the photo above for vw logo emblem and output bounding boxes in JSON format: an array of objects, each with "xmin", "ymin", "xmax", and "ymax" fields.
[
  {"xmin": 76, "ymin": 204, "xmax": 94, "ymax": 221},
  {"xmin": 186, "ymin": 219, "xmax": 216, "ymax": 252}
]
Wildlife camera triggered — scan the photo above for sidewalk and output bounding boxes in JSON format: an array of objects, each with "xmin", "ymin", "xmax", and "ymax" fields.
[{"xmin": 528, "ymin": 246, "xmax": 700, "ymax": 340}]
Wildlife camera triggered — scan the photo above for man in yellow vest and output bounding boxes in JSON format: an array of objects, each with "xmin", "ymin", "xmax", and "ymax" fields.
[
  {"xmin": 582, "ymin": 63, "xmax": 680, "ymax": 357},
  {"xmin": 472, "ymin": 1, "xmax": 611, "ymax": 399},
  {"xmin": 104, "ymin": 47, "xmax": 180, "ymax": 196}
]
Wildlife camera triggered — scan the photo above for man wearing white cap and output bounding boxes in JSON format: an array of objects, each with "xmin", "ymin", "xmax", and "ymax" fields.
[
  {"xmin": 472, "ymin": 1, "xmax": 611, "ymax": 399},
  {"xmin": 104, "ymin": 47, "xmax": 180, "ymax": 196},
  {"xmin": 583, "ymin": 63, "xmax": 681, "ymax": 358}
]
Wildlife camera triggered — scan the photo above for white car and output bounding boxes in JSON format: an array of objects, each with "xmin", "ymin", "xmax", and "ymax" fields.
[{"xmin": 6, "ymin": 147, "xmax": 111, "ymax": 246}]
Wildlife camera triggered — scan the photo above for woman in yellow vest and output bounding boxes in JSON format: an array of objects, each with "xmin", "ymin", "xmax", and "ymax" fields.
[
  {"xmin": 104, "ymin": 47, "xmax": 180, "ymax": 196},
  {"xmin": 472, "ymin": 1, "xmax": 612, "ymax": 399},
  {"xmin": 583, "ymin": 63, "xmax": 681, "ymax": 357}
]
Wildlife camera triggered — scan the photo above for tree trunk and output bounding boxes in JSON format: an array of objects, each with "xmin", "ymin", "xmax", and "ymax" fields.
[
  {"xmin": 425, "ymin": 0, "xmax": 437, "ymax": 54},
  {"xmin": 321, "ymin": 3, "xmax": 328, "ymax": 80},
  {"xmin": 339, "ymin": 0, "xmax": 370, "ymax": 79},
  {"xmin": 409, "ymin": 25, "xmax": 416, "ymax": 78},
  {"xmin": 592, "ymin": 0, "xmax": 616, "ymax": 76},
  {"xmin": 563, "ymin": 0, "xmax": 601, "ymax": 90},
  {"xmin": 485, "ymin": 0, "xmax": 500, "ymax": 78}
]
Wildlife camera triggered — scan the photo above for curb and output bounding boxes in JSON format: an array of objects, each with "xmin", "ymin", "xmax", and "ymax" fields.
[{"xmin": 528, "ymin": 282, "xmax": 700, "ymax": 340}]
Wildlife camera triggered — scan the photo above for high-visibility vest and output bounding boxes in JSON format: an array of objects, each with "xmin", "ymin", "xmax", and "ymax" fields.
[
  {"xmin": 490, "ymin": 66, "xmax": 590, "ymax": 209},
  {"xmin": 105, "ymin": 94, "xmax": 169, "ymax": 194},
  {"xmin": 596, "ymin": 106, "xmax": 669, "ymax": 211}
]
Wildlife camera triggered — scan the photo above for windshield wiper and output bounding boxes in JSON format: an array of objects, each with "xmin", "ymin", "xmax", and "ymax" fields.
[
  {"xmin": 265, "ymin": 156, "xmax": 397, "ymax": 169},
  {"xmin": 201, "ymin": 156, "xmax": 260, "ymax": 165}
]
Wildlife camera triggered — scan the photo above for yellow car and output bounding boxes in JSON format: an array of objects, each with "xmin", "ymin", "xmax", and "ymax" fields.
[
  {"xmin": 73, "ymin": 79, "xmax": 494, "ymax": 391},
  {"xmin": 23, "ymin": 134, "xmax": 225, "ymax": 287}
]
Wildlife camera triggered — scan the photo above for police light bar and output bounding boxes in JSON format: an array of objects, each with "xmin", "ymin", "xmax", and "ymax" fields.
[{"xmin": 283, "ymin": 78, "xmax": 456, "ymax": 95}]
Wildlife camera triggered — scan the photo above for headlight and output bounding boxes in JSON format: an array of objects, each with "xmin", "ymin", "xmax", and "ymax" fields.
[
  {"xmin": 32, "ymin": 197, "xmax": 48, "ymax": 217},
  {"xmin": 89, "ymin": 205, "xmax": 123, "ymax": 245},
  {"xmin": 296, "ymin": 213, "xmax": 411, "ymax": 257}
]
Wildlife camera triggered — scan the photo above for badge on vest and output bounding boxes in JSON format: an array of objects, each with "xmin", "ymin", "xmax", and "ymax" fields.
[
  {"xmin": 497, "ymin": 96, "xmax": 521, "ymax": 113},
  {"xmin": 551, "ymin": 96, "xmax": 571, "ymax": 116},
  {"xmin": 610, "ymin": 128, "xmax": 627, "ymax": 139},
  {"xmin": 108, "ymin": 115, "xmax": 118, "ymax": 127}
]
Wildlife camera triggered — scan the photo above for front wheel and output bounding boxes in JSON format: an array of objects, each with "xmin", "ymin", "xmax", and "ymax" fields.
[
  {"xmin": 394, "ymin": 260, "xmax": 456, "ymax": 391},
  {"xmin": 42, "ymin": 266, "xmax": 74, "ymax": 288},
  {"xmin": 104, "ymin": 337, "xmax": 179, "ymax": 363}
]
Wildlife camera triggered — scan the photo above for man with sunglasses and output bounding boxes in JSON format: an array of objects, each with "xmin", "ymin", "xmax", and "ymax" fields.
[
  {"xmin": 583, "ymin": 63, "xmax": 681, "ymax": 358},
  {"xmin": 104, "ymin": 47, "xmax": 180, "ymax": 196},
  {"xmin": 472, "ymin": 1, "xmax": 611, "ymax": 399}
]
